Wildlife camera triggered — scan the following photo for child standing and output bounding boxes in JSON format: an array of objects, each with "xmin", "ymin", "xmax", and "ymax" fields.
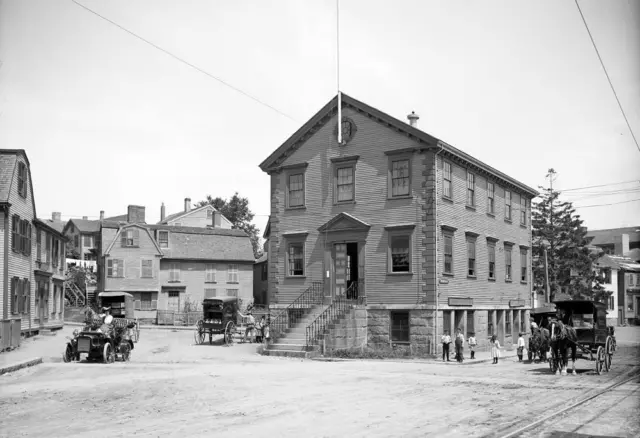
[
  {"xmin": 441, "ymin": 331, "xmax": 451, "ymax": 362},
  {"xmin": 517, "ymin": 332, "xmax": 525, "ymax": 362},
  {"xmin": 490, "ymin": 335, "xmax": 501, "ymax": 364},
  {"xmin": 468, "ymin": 332, "xmax": 477, "ymax": 359}
]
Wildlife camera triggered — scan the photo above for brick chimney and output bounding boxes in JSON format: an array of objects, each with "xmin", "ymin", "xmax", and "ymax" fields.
[
  {"xmin": 184, "ymin": 198, "xmax": 191, "ymax": 213},
  {"xmin": 407, "ymin": 111, "xmax": 419, "ymax": 128},
  {"xmin": 127, "ymin": 205, "xmax": 146, "ymax": 224},
  {"xmin": 100, "ymin": 210, "xmax": 104, "ymax": 220},
  {"xmin": 160, "ymin": 202, "xmax": 166, "ymax": 222},
  {"xmin": 213, "ymin": 211, "xmax": 222, "ymax": 228},
  {"xmin": 614, "ymin": 234, "xmax": 630, "ymax": 256},
  {"xmin": 52, "ymin": 212, "xmax": 61, "ymax": 222}
]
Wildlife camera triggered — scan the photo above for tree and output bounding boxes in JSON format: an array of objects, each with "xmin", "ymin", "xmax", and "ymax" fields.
[
  {"xmin": 196, "ymin": 192, "xmax": 262, "ymax": 258},
  {"xmin": 532, "ymin": 169, "xmax": 604, "ymax": 302}
]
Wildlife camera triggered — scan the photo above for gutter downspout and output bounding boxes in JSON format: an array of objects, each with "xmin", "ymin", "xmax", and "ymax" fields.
[{"xmin": 433, "ymin": 144, "xmax": 444, "ymax": 356}]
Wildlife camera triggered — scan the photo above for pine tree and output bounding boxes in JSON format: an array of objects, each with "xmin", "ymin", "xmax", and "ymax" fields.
[{"xmin": 532, "ymin": 170, "xmax": 605, "ymax": 302}]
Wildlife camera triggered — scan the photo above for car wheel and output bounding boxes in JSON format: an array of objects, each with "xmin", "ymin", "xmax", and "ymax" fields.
[{"xmin": 103, "ymin": 343, "xmax": 115, "ymax": 364}]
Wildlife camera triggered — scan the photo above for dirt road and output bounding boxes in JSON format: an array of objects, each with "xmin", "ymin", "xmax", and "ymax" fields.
[{"xmin": 1, "ymin": 328, "xmax": 638, "ymax": 438}]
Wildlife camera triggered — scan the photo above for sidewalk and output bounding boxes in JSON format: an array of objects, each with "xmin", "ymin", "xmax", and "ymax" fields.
[
  {"xmin": 315, "ymin": 348, "xmax": 520, "ymax": 365},
  {"xmin": 64, "ymin": 321, "xmax": 195, "ymax": 331},
  {"xmin": 0, "ymin": 326, "xmax": 74, "ymax": 374}
]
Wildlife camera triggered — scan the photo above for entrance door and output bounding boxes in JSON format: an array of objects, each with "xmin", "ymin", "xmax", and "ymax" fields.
[
  {"xmin": 334, "ymin": 243, "xmax": 347, "ymax": 298},
  {"xmin": 346, "ymin": 243, "xmax": 359, "ymax": 299},
  {"xmin": 167, "ymin": 291, "xmax": 180, "ymax": 312},
  {"xmin": 38, "ymin": 280, "xmax": 49, "ymax": 323}
]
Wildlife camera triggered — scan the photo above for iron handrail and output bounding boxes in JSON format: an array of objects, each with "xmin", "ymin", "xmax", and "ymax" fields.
[
  {"xmin": 306, "ymin": 279, "xmax": 364, "ymax": 347},
  {"xmin": 268, "ymin": 281, "xmax": 324, "ymax": 340}
]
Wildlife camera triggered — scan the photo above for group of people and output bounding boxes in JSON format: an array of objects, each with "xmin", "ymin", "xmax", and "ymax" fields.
[
  {"xmin": 441, "ymin": 328, "xmax": 528, "ymax": 364},
  {"xmin": 237, "ymin": 310, "xmax": 270, "ymax": 344}
]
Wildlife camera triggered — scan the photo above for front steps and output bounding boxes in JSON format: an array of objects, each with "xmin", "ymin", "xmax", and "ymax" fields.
[{"xmin": 262, "ymin": 305, "xmax": 328, "ymax": 359}]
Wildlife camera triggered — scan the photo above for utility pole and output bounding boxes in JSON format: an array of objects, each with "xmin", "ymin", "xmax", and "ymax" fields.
[
  {"xmin": 545, "ymin": 168, "xmax": 557, "ymax": 302},
  {"xmin": 544, "ymin": 248, "xmax": 551, "ymax": 304}
]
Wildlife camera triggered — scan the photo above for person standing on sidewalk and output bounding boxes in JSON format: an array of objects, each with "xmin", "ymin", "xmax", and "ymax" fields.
[
  {"xmin": 517, "ymin": 332, "xmax": 525, "ymax": 362},
  {"xmin": 441, "ymin": 331, "xmax": 452, "ymax": 361},
  {"xmin": 490, "ymin": 335, "xmax": 501, "ymax": 364},
  {"xmin": 468, "ymin": 332, "xmax": 477, "ymax": 359},
  {"xmin": 454, "ymin": 328, "xmax": 465, "ymax": 363}
]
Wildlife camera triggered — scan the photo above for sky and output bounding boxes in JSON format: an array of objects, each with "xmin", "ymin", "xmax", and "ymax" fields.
[{"xmin": 1, "ymin": 0, "xmax": 639, "ymax": 238}]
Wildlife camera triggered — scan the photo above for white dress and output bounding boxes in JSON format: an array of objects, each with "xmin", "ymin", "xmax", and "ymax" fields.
[{"xmin": 491, "ymin": 340, "xmax": 501, "ymax": 358}]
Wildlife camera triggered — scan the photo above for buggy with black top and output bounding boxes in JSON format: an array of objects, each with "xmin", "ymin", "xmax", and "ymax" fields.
[{"xmin": 194, "ymin": 296, "xmax": 239, "ymax": 345}]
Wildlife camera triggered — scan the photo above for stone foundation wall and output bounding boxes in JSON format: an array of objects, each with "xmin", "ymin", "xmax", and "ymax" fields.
[
  {"xmin": 366, "ymin": 309, "xmax": 434, "ymax": 354},
  {"xmin": 322, "ymin": 307, "xmax": 368, "ymax": 352}
]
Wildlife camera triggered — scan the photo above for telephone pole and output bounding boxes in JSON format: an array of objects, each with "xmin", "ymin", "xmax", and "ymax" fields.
[{"xmin": 545, "ymin": 168, "xmax": 557, "ymax": 302}]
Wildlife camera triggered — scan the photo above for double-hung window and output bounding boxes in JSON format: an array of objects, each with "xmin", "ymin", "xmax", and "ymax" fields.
[
  {"xmin": 107, "ymin": 259, "xmax": 124, "ymax": 277},
  {"xmin": 158, "ymin": 230, "xmax": 169, "ymax": 248},
  {"xmin": 227, "ymin": 264, "xmax": 239, "ymax": 283},
  {"xmin": 17, "ymin": 161, "xmax": 28, "ymax": 198},
  {"xmin": 387, "ymin": 225, "xmax": 414, "ymax": 273},
  {"xmin": 391, "ymin": 159, "xmax": 410, "ymax": 197},
  {"xmin": 520, "ymin": 248, "xmax": 528, "ymax": 282},
  {"xmin": 487, "ymin": 241, "xmax": 496, "ymax": 280},
  {"xmin": 487, "ymin": 182, "xmax": 495, "ymax": 214},
  {"xmin": 336, "ymin": 166, "xmax": 354, "ymax": 202},
  {"xmin": 466, "ymin": 171, "xmax": 475, "ymax": 207},
  {"xmin": 505, "ymin": 191, "xmax": 512, "ymax": 221},
  {"xmin": 505, "ymin": 245, "xmax": 513, "ymax": 281},
  {"xmin": 520, "ymin": 197, "xmax": 527, "ymax": 226},
  {"xmin": 169, "ymin": 263, "xmax": 180, "ymax": 282},
  {"xmin": 443, "ymin": 232, "xmax": 454, "ymax": 275},
  {"xmin": 443, "ymin": 161, "xmax": 452, "ymax": 199},
  {"xmin": 205, "ymin": 264, "xmax": 216, "ymax": 283},
  {"xmin": 466, "ymin": 234, "xmax": 477, "ymax": 277},
  {"xmin": 141, "ymin": 260, "xmax": 153, "ymax": 278},
  {"xmin": 288, "ymin": 173, "xmax": 305, "ymax": 207},
  {"xmin": 287, "ymin": 244, "xmax": 304, "ymax": 276}
]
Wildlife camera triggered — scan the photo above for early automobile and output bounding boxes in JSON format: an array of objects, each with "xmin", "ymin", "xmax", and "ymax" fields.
[
  {"xmin": 72, "ymin": 322, "xmax": 136, "ymax": 363},
  {"xmin": 97, "ymin": 291, "xmax": 140, "ymax": 343},
  {"xmin": 194, "ymin": 296, "xmax": 238, "ymax": 345}
]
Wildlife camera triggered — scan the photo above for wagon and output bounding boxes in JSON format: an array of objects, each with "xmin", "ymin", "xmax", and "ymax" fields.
[
  {"xmin": 528, "ymin": 304, "xmax": 556, "ymax": 361},
  {"xmin": 194, "ymin": 296, "xmax": 238, "ymax": 345},
  {"xmin": 98, "ymin": 291, "xmax": 140, "ymax": 343},
  {"xmin": 552, "ymin": 299, "xmax": 616, "ymax": 375}
]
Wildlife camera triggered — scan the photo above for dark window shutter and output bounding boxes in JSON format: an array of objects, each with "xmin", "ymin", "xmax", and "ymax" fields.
[
  {"xmin": 121, "ymin": 231, "xmax": 127, "ymax": 247},
  {"xmin": 26, "ymin": 280, "xmax": 31, "ymax": 314},
  {"xmin": 27, "ymin": 223, "xmax": 32, "ymax": 256},
  {"xmin": 133, "ymin": 229, "xmax": 140, "ymax": 246},
  {"xmin": 118, "ymin": 259, "xmax": 124, "ymax": 277},
  {"xmin": 107, "ymin": 259, "xmax": 113, "ymax": 277},
  {"xmin": 11, "ymin": 277, "xmax": 17, "ymax": 314},
  {"xmin": 11, "ymin": 216, "xmax": 18, "ymax": 252}
]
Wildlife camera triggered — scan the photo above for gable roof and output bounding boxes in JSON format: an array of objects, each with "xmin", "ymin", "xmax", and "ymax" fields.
[
  {"xmin": 104, "ymin": 223, "xmax": 164, "ymax": 256},
  {"xmin": 586, "ymin": 226, "xmax": 640, "ymax": 247},
  {"xmin": 259, "ymin": 93, "xmax": 538, "ymax": 197},
  {"xmin": 157, "ymin": 204, "xmax": 230, "ymax": 225},
  {"xmin": 36, "ymin": 218, "xmax": 66, "ymax": 235},
  {"xmin": 64, "ymin": 218, "xmax": 101, "ymax": 234},
  {"xmin": 0, "ymin": 149, "xmax": 38, "ymax": 216}
]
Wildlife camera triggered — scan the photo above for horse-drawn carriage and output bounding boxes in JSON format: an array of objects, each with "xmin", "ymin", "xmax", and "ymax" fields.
[
  {"xmin": 194, "ymin": 296, "xmax": 238, "ymax": 345},
  {"xmin": 548, "ymin": 299, "xmax": 616, "ymax": 375}
]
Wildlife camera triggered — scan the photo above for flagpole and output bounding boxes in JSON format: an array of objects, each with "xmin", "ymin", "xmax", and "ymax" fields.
[{"xmin": 336, "ymin": 0, "xmax": 342, "ymax": 144}]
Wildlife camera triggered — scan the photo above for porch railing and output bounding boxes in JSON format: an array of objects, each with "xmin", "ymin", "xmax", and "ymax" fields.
[
  {"xmin": 306, "ymin": 279, "xmax": 364, "ymax": 347},
  {"xmin": 268, "ymin": 281, "xmax": 324, "ymax": 341}
]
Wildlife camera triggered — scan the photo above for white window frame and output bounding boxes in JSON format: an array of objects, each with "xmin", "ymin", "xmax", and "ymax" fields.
[
  {"xmin": 388, "ymin": 229, "xmax": 412, "ymax": 274},
  {"xmin": 443, "ymin": 161, "xmax": 452, "ymax": 199},
  {"xmin": 487, "ymin": 182, "xmax": 495, "ymax": 214},
  {"xmin": 205, "ymin": 264, "xmax": 217, "ymax": 283},
  {"xmin": 227, "ymin": 264, "xmax": 239, "ymax": 283},
  {"xmin": 388, "ymin": 156, "xmax": 411, "ymax": 198},
  {"xmin": 505, "ymin": 190, "xmax": 512, "ymax": 221},
  {"xmin": 466, "ymin": 171, "xmax": 475, "ymax": 207},
  {"xmin": 169, "ymin": 262, "xmax": 180, "ymax": 282},
  {"xmin": 158, "ymin": 230, "xmax": 169, "ymax": 248}
]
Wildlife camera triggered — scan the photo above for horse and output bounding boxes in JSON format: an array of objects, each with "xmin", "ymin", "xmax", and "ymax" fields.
[
  {"xmin": 549, "ymin": 320, "xmax": 578, "ymax": 375},
  {"xmin": 529, "ymin": 326, "xmax": 550, "ymax": 362}
]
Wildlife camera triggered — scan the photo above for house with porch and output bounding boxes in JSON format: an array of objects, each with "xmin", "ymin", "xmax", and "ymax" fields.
[
  {"xmin": 96, "ymin": 205, "xmax": 254, "ymax": 322},
  {"xmin": 259, "ymin": 94, "xmax": 537, "ymax": 355},
  {"xmin": 1, "ymin": 149, "xmax": 66, "ymax": 347}
]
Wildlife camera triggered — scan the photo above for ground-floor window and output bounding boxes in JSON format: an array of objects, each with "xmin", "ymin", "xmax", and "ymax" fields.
[
  {"xmin": 204, "ymin": 288, "xmax": 217, "ymax": 298},
  {"xmin": 519, "ymin": 310, "xmax": 526, "ymax": 333},
  {"xmin": 226, "ymin": 289, "xmax": 239, "ymax": 298},
  {"xmin": 390, "ymin": 311, "xmax": 410, "ymax": 343},
  {"xmin": 506, "ymin": 310, "xmax": 512, "ymax": 335},
  {"xmin": 134, "ymin": 292, "xmax": 157, "ymax": 311},
  {"xmin": 442, "ymin": 310, "xmax": 451, "ymax": 335}
]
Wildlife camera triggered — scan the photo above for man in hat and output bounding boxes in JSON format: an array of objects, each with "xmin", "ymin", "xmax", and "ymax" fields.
[
  {"xmin": 517, "ymin": 332, "xmax": 526, "ymax": 362},
  {"xmin": 237, "ymin": 309, "xmax": 256, "ymax": 343}
]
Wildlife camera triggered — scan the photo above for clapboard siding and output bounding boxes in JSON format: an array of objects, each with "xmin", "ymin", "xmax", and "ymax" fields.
[
  {"xmin": 165, "ymin": 206, "xmax": 232, "ymax": 229},
  {"xmin": 435, "ymin": 154, "xmax": 533, "ymax": 309},
  {"xmin": 270, "ymin": 108, "xmax": 426, "ymax": 305},
  {"xmin": 103, "ymin": 226, "xmax": 161, "ymax": 292},
  {"xmin": 0, "ymin": 211, "xmax": 5, "ymax": 318},
  {"xmin": 158, "ymin": 260, "xmax": 253, "ymax": 309}
]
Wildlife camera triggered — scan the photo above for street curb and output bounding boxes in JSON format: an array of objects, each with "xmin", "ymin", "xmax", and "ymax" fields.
[
  {"xmin": 311, "ymin": 352, "xmax": 519, "ymax": 365},
  {"xmin": 0, "ymin": 357, "xmax": 43, "ymax": 376},
  {"xmin": 64, "ymin": 322, "xmax": 194, "ymax": 331}
]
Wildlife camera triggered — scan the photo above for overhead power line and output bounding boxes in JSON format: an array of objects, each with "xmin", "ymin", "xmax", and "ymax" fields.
[
  {"xmin": 557, "ymin": 179, "xmax": 640, "ymax": 192},
  {"xmin": 71, "ymin": 0, "xmax": 299, "ymax": 123},
  {"xmin": 574, "ymin": 0, "xmax": 640, "ymax": 153},
  {"xmin": 573, "ymin": 198, "xmax": 640, "ymax": 209}
]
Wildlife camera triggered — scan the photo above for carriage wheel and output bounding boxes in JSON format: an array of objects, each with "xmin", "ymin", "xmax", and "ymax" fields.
[
  {"xmin": 103, "ymin": 343, "xmax": 115, "ymax": 364},
  {"xmin": 62, "ymin": 344, "xmax": 73, "ymax": 363},
  {"xmin": 604, "ymin": 337, "xmax": 613, "ymax": 372},
  {"xmin": 224, "ymin": 321, "xmax": 236, "ymax": 345},
  {"xmin": 595, "ymin": 346, "xmax": 604, "ymax": 375},
  {"xmin": 194, "ymin": 320, "xmax": 205, "ymax": 345}
]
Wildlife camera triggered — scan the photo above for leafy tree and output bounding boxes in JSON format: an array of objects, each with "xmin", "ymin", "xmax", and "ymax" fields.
[
  {"xmin": 196, "ymin": 192, "xmax": 263, "ymax": 258},
  {"xmin": 532, "ymin": 170, "xmax": 604, "ymax": 302}
]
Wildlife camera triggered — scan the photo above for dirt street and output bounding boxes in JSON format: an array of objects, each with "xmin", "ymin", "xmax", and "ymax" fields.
[{"xmin": 1, "ymin": 327, "xmax": 638, "ymax": 438}]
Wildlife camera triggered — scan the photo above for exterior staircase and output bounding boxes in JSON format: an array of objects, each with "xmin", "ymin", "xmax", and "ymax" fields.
[{"xmin": 263, "ymin": 305, "xmax": 329, "ymax": 358}]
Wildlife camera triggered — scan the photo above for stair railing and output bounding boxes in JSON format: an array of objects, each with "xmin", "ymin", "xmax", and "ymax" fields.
[
  {"xmin": 268, "ymin": 281, "xmax": 324, "ymax": 341},
  {"xmin": 306, "ymin": 279, "xmax": 364, "ymax": 347}
]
